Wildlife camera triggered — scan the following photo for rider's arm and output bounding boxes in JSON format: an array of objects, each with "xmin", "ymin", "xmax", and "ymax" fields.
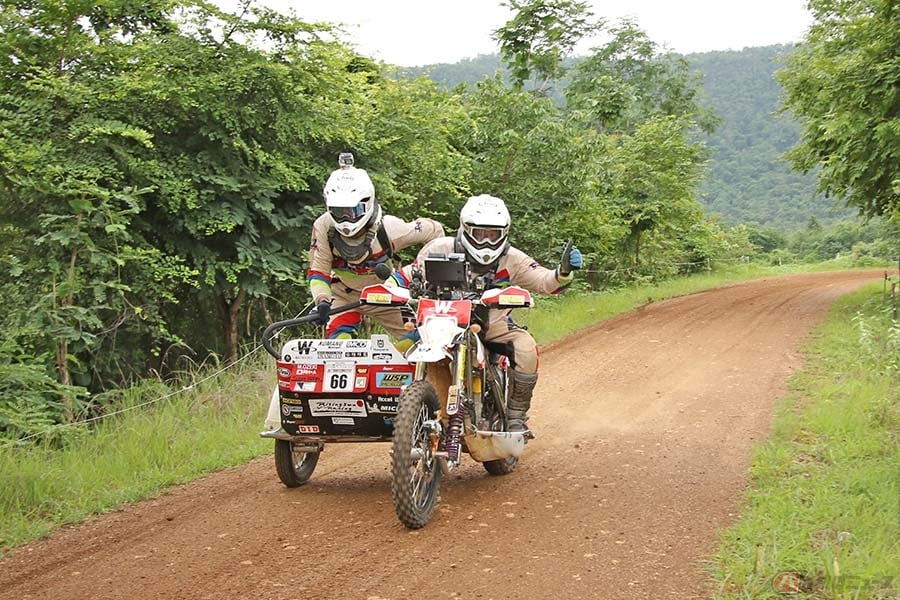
[
  {"xmin": 381, "ymin": 215, "xmax": 446, "ymax": 251},
  {"xmin": 306, "ymin": 215, "xmax": 335, "ymax": 304},
  {"xmin": 504, "ymin": 246, "xmax": 574, "ymax": 295}
]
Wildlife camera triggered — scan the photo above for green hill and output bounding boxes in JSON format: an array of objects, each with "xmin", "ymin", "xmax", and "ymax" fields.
[
  {"xmin": 689, "ymin": 45, "xmax": 853, "ymax": 229},
  {"xmin": 404, "ymin": 45, "xmax": 855, "ymax": 230}
]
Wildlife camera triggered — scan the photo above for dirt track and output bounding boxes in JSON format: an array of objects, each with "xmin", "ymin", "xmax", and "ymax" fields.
[{"xmin": 0, "ymin": 270, "xmax": 885, "ymax": 600}]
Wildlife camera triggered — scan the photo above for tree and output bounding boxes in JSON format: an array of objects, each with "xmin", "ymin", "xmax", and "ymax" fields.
[
  {"xmin": 453, "ymin": 76, "xmax": 617, "ymax": 261},
  {"xmin": 0, "ymin": 0, "xmax": 191, "ymax": 408},
  {"xmin": 605, "ymin": 116, "xmax": 708, "ymax": 268},
  {"xmin": 493, "ymin": 0, "xmax": 602, "ymax": 91},
  {"xmin": 778, "ymin": 0, "xmax": 900, "ymax": 219},
  {"xmin": 565, "ymin": 19, "xmax": 718, "ymax": 135}
]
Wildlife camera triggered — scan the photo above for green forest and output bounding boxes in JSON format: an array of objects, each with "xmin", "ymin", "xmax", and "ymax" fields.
[
  {"xmin": 0, "ymin": 0, "xmax": 897, "ymax": 441},
  {"xmin": 408, "ymin": 45, "xmax": 857, "ymax": 229}
]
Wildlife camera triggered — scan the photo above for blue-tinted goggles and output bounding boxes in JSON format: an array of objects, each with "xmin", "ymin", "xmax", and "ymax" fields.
[{"xmin": 329, "ymin": 200, "xmax": 368, "ymax": 223}]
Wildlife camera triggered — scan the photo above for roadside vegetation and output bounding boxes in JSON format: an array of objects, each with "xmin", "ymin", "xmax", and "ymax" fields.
[{"xmin": 712, "ymin": 283, "xmax": 900, "ymax": 600}]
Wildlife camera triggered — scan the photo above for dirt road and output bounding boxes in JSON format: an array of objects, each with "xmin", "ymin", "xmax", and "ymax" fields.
[{"xmin": 0, "ymin": 270, "xmax": 885, "ymax": 600}]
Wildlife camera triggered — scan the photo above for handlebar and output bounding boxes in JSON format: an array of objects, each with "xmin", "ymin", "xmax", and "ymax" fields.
[{"xmin": 261, "ymin": 301, "xmax": 361, "ymax": 359}]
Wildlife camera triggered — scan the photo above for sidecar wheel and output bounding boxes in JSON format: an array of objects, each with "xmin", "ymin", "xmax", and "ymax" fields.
[
  {"xmin": 274, "ymin": 440, "xmax": 319, "ymax": 487},
  {"xmin": 390, "ymin": 381, "xmax": 441, "ymax": 529}
]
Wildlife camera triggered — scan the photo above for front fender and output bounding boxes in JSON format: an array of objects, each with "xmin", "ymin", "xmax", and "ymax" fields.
[{"xmin": 406, "ymin": 343, "xmax": 450, "ymax": 363}]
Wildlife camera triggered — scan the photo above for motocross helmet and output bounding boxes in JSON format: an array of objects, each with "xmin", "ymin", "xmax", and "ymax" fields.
[
  {"xmin": 458, "ymin": 194, "xmax": 511, "ymax": 266},
  {"xmin": 324, "ymin": 158, "xmax": 379, "ymax": 238}
]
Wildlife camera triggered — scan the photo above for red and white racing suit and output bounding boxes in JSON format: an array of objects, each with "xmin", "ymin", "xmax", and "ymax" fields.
[{"xmin": 306, "ymin": 213, "xmax": 444, "ymax": 339}]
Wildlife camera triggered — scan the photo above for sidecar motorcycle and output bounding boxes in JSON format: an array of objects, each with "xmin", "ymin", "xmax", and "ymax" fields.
[{"xmin": 260, "ymin": 253, "xmax": 534, "ymax": 528}]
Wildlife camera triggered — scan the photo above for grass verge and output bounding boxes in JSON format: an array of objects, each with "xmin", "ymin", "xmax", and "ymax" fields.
[
  {"xmin": 711, "ymin": 283, "xmax": 900, "ymax": 600},
  {"xmin": 0, "ymin": 355, "xmax": 273, "ymax": 555}
]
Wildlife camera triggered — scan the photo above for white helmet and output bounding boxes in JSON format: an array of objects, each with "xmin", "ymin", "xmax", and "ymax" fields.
[
  {"xmin": 458, "ymin": 194, "xmax": 510, "ymax": 265},
  {"xmin": 324, "ymin": 164, "xmax": 378, "ymax": 238}
]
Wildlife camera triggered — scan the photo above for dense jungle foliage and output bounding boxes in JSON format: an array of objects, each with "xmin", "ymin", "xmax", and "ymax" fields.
[{"xmin": 0, "ymin": 0, "xmax": 897, "ymax": 440}]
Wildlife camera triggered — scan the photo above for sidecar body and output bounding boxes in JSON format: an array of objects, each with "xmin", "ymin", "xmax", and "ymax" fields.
[{"xmin": 262, "ymin": 333, "xmax": 414, "ymax": 443}]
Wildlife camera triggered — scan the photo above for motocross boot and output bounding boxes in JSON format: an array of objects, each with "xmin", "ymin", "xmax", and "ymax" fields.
[{"xmin": 507, "ymin": 371, "xmax": 538, "ymax": 433}]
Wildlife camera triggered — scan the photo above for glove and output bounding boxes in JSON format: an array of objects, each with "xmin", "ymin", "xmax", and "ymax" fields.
[
  {"xmin": 559, "ymin": 245, "xmax": 583, "ymax": 276},
  {"xmin": 313, "ymin": 299, "xmax": 332, "ymax": 326}
]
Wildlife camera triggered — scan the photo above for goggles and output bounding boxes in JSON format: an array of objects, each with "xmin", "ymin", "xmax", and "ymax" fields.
[
  {"xmin": 468, "ymin": 226, "xmax": 506, "ymax": 246},
  {"xmin": 329, "ymin": 200, "xmax": 368, "ymax": 223}
]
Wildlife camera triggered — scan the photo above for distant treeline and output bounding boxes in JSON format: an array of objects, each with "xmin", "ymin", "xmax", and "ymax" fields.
[{"xmin": 403, "ymin": 45, "xmax": 856, "ymax": 230}]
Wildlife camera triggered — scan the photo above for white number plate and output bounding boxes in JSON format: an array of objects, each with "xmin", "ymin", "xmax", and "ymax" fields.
[{"xmin": 322, "ymin": 361, "xmax": 355, "ymax": 392}]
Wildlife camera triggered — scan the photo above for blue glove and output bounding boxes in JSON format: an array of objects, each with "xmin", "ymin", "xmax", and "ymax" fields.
[
  {"xmin": 559, "ymin": 245, "xmax": 583, "ymax": 276},
  {"xmin": 568, "ymin": 247, "xmax": 583, "ymax": 270},
  {"xmin": 313, "ymin": 299, "xmax": 332, "ymax": 326}
]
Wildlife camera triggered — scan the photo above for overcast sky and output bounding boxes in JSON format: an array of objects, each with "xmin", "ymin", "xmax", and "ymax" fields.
[{"xmin": 241, "ymin": 0, "xmax": 813, "ymax": 67}]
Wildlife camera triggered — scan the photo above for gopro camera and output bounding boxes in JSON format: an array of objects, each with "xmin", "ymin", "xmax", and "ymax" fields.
[{"xmin": 338, "ymin": 152, "xmax": 355, "ymax": 168}]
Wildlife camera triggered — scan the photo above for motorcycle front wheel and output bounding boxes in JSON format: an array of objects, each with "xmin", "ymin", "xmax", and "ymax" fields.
[
  {"xmin": 274, "ymin": 440, "xmax": 319, "ymax": 487},
  {"xmin": 390, "ymin": 381, "xmax": 441, "ymax": 529}
]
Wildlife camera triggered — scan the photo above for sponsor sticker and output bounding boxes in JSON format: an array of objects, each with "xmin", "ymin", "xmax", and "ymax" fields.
[
  {"xmin": 355, "ymin": 376, "xmax": 367, "ymax": 388},
  {"xmin": 372, "ymin": 352, "xmax": 393, "ymax": 361},
  {"xmin": 318, "ymin": 340, "xmax": 344, "ymax": 348},
  {"xmin": 294, "ymin": 340, "xmax": 315, "ymax": 356},
  {"xmin": 296, "ymin": 363, "xmax": 318, "ymax": 376},
  {"xmin": 499, "ymin": 294, "xmax": 526, "ymax": 305},
  {"xmin": 308, "ymin": 398, "xmax": 367, "ymax": 417},
  {"xmin": 365, "ymin": 395, "xmax": 399, "ymax": 414},
  {"xmin": 345, "ymin": 351, "xmax": 368, "ymax": 358},
  {"xmin": 446, "ymin": 385, "xmax": 460, "ymax": 415},
  {"xmin": 375, "ymin": 371, "xmax": 413, "ymax": 388},
  {"xmin": 294, "ymin": 381, "xmax": 316, "ymax": 392},
  {"xmin": 317, "ymin": 351, "xmax": 343, "ymax": 360},
  {"xmin": 345, "ymin": 340, "xmax": 369, "ymax": 348},
  {"xmin": 331, "ymin": 417, "xmax": 355, "ymax": 425},
  {"xmin": 277, "ymin": 367, "xmax": 292, "ymax": 378},
  {"xmin": 297, "ymin": 425, "xmax": 320, "ymax": 433},
  {"xmin": 366, "ymin": 292, "xmax": 393, "ymax": 305},
  {"xmin": 377, "ymin": 400, "xmax": 399, "ymax": 414}
]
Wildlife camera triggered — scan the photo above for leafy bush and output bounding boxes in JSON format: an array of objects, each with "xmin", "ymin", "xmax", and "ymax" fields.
[{"xmin": 0, "ymin": 339, "xmax": 87, "ymax": 441}]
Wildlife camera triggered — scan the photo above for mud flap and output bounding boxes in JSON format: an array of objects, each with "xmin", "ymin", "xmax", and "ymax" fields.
[{"xmin": 264, "ymin": 387, "xmax": 280, "ymax": 431}]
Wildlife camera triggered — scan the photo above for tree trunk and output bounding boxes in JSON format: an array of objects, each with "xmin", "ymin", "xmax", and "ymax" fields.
[
  {"xmin": 55, "ymin": 243, "xmax": 80, "ymax": 422},
  {"xmin": 55, "ymin": 336, "xmax": 74, "ymax": 422},
  {"xmin": 219, "ymin": 289, "xmax": 246, "ymax": 364},
  {"xmin": 633, "ymin": 229, "xmax": 642, "ymax": 268}
]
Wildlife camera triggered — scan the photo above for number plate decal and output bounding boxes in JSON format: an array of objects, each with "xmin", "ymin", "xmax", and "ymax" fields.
[{"xmin": 322, "ymin": 360, "xmax": 355, "ymax": 392}]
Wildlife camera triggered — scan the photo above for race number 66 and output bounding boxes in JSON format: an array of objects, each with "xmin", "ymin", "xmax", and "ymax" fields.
[{"xmin": 323, "ymin": 361, "xmax": 354, "ymax": 392}]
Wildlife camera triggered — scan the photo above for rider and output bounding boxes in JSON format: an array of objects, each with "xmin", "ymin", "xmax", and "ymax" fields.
[
  {"xmin": 264, "ymin": 153, "xmax": 444, "ymax": 432},
  {"xmin": 307, "ymin": 153, "xmax": 445, "ymax": 343},
  {"xmin": 390, "ymin": 194, "xmax": 582, "ymax": 432}
]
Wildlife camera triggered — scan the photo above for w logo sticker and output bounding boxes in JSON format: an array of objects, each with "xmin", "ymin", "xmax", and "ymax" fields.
[{"xmin": 434, "ymin": 301, "xmax": 454, "ymax": 314}]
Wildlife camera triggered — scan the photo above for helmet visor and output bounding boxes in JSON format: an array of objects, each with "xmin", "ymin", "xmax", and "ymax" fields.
[
  {"xmin": 329, "ymin": 200, "xmax": 368, "ymax": 223},
  {"xmin": 467, "ymin": 226, "xmax": 506, "ymax": 247}
]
